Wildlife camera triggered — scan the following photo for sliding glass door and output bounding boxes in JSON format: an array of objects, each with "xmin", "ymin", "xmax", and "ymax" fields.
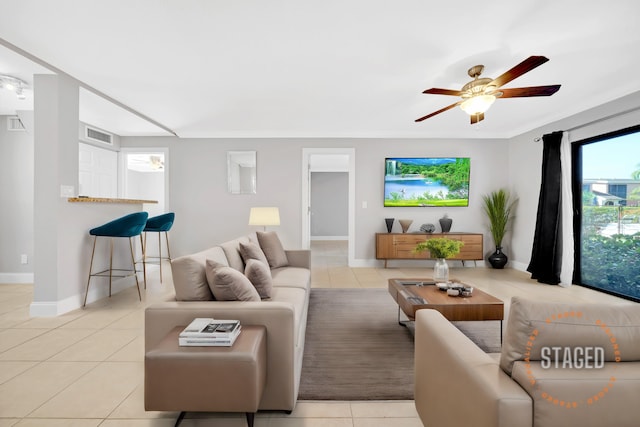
[{"xmin": 573, "ymin": 125, "xmax": 640, "ymax": 302}]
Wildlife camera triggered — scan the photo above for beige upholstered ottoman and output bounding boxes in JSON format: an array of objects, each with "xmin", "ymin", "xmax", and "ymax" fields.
[{"xmin": 145, "ymin": 325, "xmax": 267, "ymax": 427}]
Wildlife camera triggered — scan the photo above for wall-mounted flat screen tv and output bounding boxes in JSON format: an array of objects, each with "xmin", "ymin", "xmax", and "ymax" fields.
[{"xmin": 384, "ymin": 157, "xmax": 470, "ymax": 207}]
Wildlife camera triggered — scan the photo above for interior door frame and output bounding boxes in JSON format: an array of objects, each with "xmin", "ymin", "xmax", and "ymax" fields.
[{"xmin": 301, "ymin": 148, "xmax": 355, "ymax": 266}]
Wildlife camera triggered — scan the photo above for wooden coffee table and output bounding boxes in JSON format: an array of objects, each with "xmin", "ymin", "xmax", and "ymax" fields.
[{"xmin": 388, "ymin": 278, "xmax": 504, "ymax": 340}]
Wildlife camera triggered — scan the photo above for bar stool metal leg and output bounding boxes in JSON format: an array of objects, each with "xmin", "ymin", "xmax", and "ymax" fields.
[
  {"xmin": 109, "ymin": 238, "xmax": 114, "ymax": 298},
  {"xmin": 128, "ymin": 236, "xmax": 142, "ymax": 301},
  {"xmin": 83, "ymin": 236, "xmax": 99, "ymax": 307},
  {"xmin": 140, "ymin": 233, "xmax": 147, "ymax": 289}
]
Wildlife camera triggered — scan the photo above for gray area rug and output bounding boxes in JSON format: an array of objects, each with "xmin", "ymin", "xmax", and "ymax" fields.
[{"xmin": 299, "ymin": 288, "xmax": 501, "ymax": 400}]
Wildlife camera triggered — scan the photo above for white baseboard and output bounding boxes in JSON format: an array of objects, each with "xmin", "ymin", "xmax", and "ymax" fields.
[
  {"xmin": 0, "ymin": 273, "xmax": 34, "ymax": 284},
  {"xmin": 310, "ymin": 236, "xmax": 348, "ymax": 241},
  {"xmin": 29, "ymin": 301, "xmax": 61, "ymax": 317},
  {"xmin": 348, "ymin": 258, "xmax": 486, "ymax": 268},
  {"xmin": 29, "ymin": 275, "xmax": 142, "ymax": 317},
  {"xmin": 349, "ymin": 258, "xmax": 383, "ymax": 268},
  {"xmin": 510, "ymin": 261, "xmax": 529, "ymax": 272}
]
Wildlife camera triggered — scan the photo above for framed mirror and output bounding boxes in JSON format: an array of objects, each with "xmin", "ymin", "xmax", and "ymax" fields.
[{"xmin": 227, "ymin": 151, "xmax": 257, "ymax": 194}]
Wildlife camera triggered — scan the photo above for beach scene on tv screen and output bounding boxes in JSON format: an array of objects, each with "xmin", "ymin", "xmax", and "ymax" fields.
[{"xmin": 384, "ymin": 157, "xmax": 470, "ymax": 207}]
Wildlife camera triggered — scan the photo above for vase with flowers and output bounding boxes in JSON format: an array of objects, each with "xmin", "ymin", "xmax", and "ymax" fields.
[{"xmin": 414, "ymin": 237, "xmax": 464, "ymax": 283}]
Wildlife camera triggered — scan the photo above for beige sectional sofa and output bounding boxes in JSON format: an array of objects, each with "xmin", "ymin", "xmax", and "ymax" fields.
[
  {"xmin": 145, "ymin": 232, "xmax": 311, "ymax": 412},
  {"xmin": 414, "ymin": 296, "xmax": 640, "ymax": 427}
]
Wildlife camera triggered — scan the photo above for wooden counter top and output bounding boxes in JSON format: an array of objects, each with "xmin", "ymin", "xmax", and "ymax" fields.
[{"xmin": 68, "ymin": 197, "xmax": 158, "ymax": 204}]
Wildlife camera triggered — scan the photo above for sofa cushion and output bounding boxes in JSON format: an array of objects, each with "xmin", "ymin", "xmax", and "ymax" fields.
[
  {"xmin": 257, "ymin": 231, "xmax": 289, "ymax": 268},
  {"xmin": 220, "ymin": 236, "xmax": 251, "ymax": 272},
  {"xmin": 500, "ymin": 297, "xmax": 640, "ymax": 375},
  {"xmin": 245, "ymin": 259, "xmax": 273, "ymax": 299},
  {"xmin": 270, "ymin": 286, "xmax": 307, "ymax": 347},
  {"xmin": 271, "ymin": 267, "xmax": 311, "ymax": 290},
  {"xmin": 239, "ymin": 241, "xmax": 270, "ymax": 269},
  {"xmin": 205, "ymin": 259, "xmax": 260, "ymax": 301},
  {"xmin": 512, "ymin": 360, "xmax": 640, "ymax": 427}
]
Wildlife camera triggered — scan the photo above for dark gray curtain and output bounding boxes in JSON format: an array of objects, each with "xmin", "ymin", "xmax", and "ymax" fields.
[{"xmin": 527, "ymin": 131, "xmax": 564, "ymax": 285}]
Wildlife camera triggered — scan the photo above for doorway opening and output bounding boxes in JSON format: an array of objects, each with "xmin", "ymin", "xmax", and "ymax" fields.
[
  {"xmin": 120, "ymin": 148, "xmax": 169, "ymax": 217},
  {"xmin": 301, "ymin": 148, "xmax": 355, "ymax": 266}
]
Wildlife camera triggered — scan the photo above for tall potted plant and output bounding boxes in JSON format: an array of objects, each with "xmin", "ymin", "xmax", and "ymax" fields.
[
  {"xmin": 414, "ymin": 237, "xmax": 464, "ymax": 282},
  {"xmin": 482, "ymin": 189, "xmax": 518, "ymax": 268}
]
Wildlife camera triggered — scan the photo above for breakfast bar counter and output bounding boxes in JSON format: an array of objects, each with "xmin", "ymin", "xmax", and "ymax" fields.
[{"xmin": 68, "ymin": 197, "xmax": 158, "ymax": 204}]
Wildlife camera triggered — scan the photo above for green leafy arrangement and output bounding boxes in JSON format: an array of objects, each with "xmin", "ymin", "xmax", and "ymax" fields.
[
  {"xmin": 482, "ymin": 189, "xmax": 518, "ymax": 247},
  {"xmin": 414, "ymin": 237, "xmax": 464, "ymax": 259}
]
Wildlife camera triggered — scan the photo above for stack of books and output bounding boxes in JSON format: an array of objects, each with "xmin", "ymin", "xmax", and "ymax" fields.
[{"xmin": 179, "ymin": 317, "xmax": 241, "ymax": 347}]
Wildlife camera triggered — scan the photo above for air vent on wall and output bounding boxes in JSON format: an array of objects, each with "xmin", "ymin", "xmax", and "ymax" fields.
[
  {"xmin": 85, "ymin": 125, "xmax": 113, "ymax": 145},
  {"xmin": 7, "ymin": 116, "xmax": 25, "ymax": 131}
]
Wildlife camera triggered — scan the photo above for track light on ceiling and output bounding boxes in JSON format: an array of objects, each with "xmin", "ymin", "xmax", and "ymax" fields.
[{"xmin": 0, "ymin": 75, "xmax": 29, "ymax": 100}]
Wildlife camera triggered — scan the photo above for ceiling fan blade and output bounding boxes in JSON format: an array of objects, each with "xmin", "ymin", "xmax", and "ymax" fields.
[
  {"xmin": 498, "ymin": 85, "xmax": 561, "ymax": 98},
  {"xmin": 422, "ymin": 88, "xmax": 464, "ymax": 96},
  {"xmin": 488, "ymin": 56, "xmax": 549, "ymax": 89},
  {"xmin": 415, "ymin": 102, "xmax": 460, "ymax": 122},
  {"xmin": 470, "ymin": 112, "xmax": 484, "ymax": 124}
]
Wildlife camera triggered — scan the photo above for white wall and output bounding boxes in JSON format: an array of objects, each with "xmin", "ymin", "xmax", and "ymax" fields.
[
  {"xmin": 20, "ymin": 80, "xmax": 640, "ymax": 315},
  {"xmin": 121, "ymin": 137, "xmax": 509, "ymax": 263},
  {"xmin": 31, "ymin": 74, "xmax": 145, "ymax": 316},
  {"xmin": 0, "ymin": 113, "xmax": 34, "ymax": 283},
  {"xmin": 122, "ymin": 91, "xmax": 640, "ymax": 270},
  {"xmin": 311, "ymin": 172, "xmax": 348, "ymax": 238},
  {"xmin": 508, "ymin": 91, "xmax": 640, "ymax": 271}
]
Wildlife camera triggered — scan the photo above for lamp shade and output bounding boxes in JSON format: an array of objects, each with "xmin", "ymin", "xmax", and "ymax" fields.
[
  {"xmin": 460, "ymin": 94, "xmax": 496, "ymax": 115},
  {"xmin": 249, "ymin": 207, "xmax": 280, "ymax": 227}
]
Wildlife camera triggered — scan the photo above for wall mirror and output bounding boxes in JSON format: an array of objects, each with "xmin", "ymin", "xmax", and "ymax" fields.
[{"xmin": 227, "ymin": 151, "xmax": 257, "ymax": 194}]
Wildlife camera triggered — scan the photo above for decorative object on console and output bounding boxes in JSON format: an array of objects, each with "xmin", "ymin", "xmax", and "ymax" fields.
[
  {"xmin": 414, "ymin": 237, "xmax": 464, "ymax": 283},
  {"xmin": 420, "ymin": 223, "xmax": 436, "ymax": 233},
  {"xmin": 385, "ymin": 218, "xmax": 394, "ymax": 233},
  {"xmin": 482, "ymin": 189, "xmax": 518, "ymax": 269},
  {"xmin": 398, "ymin": 219, "xmax": 413, "ymax": 233},
  {"xmin": 439, "ymin": 214, "xmax": 452, "ymax": 233},
  {"xmin": 248, "ymin": 207, "xmax": 280, "ymax": 231}
]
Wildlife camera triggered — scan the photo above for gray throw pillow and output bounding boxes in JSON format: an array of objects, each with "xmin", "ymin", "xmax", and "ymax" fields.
[
  {"xmin": 244, "ymin": 259, "xmax": 273, "ymax": 299},
  {"xmin": 256, "ymin": 231, "xmax": 289, "ymax": 268},
  {"xmin": 205, "ymin": 259, "xmax": 260, "ymax": 301},
  {"xmin": 239, "ymin": 241, "xmax": 270, "ymax": 269}
]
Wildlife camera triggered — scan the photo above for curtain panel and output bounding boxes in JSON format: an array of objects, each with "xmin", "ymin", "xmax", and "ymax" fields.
[{"xmin": 527, "ymin": 131, "xmax": 564, "ymax": 285}]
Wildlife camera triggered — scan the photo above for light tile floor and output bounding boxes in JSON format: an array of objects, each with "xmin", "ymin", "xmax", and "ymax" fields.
[{"xmin": 0, "ymin": 240, "xmax": 631, "ymax": 426}]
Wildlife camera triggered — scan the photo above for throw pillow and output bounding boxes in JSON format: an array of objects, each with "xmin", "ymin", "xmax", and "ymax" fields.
[
  {"xmin": 205, "ymin": 259, "xmax": 260, "ymax": 301},
  {"xmin": 239, "ymin": 241, "xmax": 270, "ymax": 268},
  {"xmin": 256, "ymin": 231, "xmax": 289, "ymax": 268},
  {"xmin": 244, "ymin": 259, "xmax": 273, "ymax": 299},
  {"xmin": 170, "ymin": 255, "xmax": 214, "ymax": 301}
]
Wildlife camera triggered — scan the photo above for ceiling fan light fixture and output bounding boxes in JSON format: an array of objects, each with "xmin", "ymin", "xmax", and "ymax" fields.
[
  {"xmin": 0, "ymin": 74, "xmax": 29, "ymax": 100},
  {"xmin": 460, "ymin": 94, "xmax": 496, "ymax": 115}
]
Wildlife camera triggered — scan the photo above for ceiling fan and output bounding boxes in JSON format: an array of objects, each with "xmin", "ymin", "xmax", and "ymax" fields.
[{"xmin": 415, "ymin": 55, "xmax": 561, "ymax": 124}]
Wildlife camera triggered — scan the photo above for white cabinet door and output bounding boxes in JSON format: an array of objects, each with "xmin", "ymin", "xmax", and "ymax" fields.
[{"xmin": 79, "ymin": 143, "xmax": 117, "ymax": 197}]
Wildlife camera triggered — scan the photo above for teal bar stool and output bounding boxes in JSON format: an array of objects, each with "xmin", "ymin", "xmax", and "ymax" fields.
[
  {"xmin": 141, "ymin": 212, "xmax": 175, "ymax": 285},
  {"xmin": 83, "ymin": 211, "xmax": 148, "ymax": 307}
]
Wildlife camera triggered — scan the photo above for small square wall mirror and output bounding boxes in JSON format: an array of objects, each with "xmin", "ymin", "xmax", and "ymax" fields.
[{"xmin": 227, "ymin": 151, "xmax": 257, "ymax": 194}]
